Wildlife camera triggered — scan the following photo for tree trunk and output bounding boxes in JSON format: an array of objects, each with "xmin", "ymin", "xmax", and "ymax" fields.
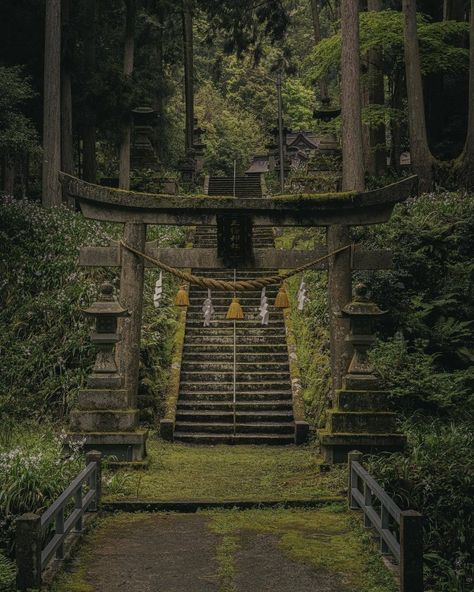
[
  {"xmin": 309, "ymin": 0, "xmax": 329, "ymax": 103},
  {"xmin": 341, "ymin": 0, "xmax": 365, "ymax": 191},
  {"xmin": 154, "ymin": 7, "xmax": 165, "ymax": 162},
  {"xmin": 119, "ymin": 0, "xmax": 136, "ymax": 190},
  {"xmin": 182, "ymin": 0, "xmax": 194, "ymax": 156},
  {"xmin": 402, "ymin": 0, "xmax": 433, "ymax": 192},
  {"xmin": 61, "ymin": 0, "xmax": 74, "ymax": 206},
  {"xmin": 367, "ymin": 0, "xmax": 386, "ymax": 176},
  {"xmin": 444, "ymin": 0, "xmax": 466, "ymax": 20},
  {"xmin": 458, "ymin": 0, "xmax": 474, "ymax": 186},
  {"xmin": 82, "ymin": 0, "xmax": 97, "ymax": 184},
  {"xmin": 42, "ymin": 0, "xmax": 62, "ymax": 207},
  {"xmin": 3, "ymin": 157, "xmax": 15, "ymax": 195},
  {"xmin": 390, "ymin": 70, "xmax": 403, "ymax": 170}
]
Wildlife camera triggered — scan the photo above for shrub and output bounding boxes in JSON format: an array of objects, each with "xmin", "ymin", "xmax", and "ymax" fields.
[
  {"xmin": 0, "ymin": 197, "xmax": 186, "ymax": 421},
  {"xmin": 0, "ymin": 553, "xmax": 15, "ymax": 592},
  {"xmin": 0, "ymin": 424, "xmax": 84, "ymax": 555},
  {"xmin": 368, "ymin": 420, "xmax": 474, "ymax": 592}
]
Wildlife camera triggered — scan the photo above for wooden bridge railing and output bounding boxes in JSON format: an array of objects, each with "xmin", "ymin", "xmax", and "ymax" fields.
[
  {"xmin": 15, "ymin": 451, "xmax": 102, "ymax": 591},
  {"xmin": 348, "ymin": 451, "xmax": 423, "ymax": 592}
]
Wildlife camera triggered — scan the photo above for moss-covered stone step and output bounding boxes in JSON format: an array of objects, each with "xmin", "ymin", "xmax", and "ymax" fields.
[
  {"xmin": 176, "ymin": 410, "xmax": 294, "ymax": 423},
  {"xmin": 177, "ymin": 400, "xmax": 293, "ymax": 411},
  {"xmin": 185, "ymin": 327, "xmax": 286, "ymax": 336},
  {"xmin": 180, "ymin": 371, "xmax": 290, "ymax": 382},
  {"xmin": 181, "ymin": 361, "xmax": 290, "ymax": 372},
  {"xmin": 319, "ymin": 430, "xmax": 406, "ymax": 462},
  {"xmin": 180, "ymin": 381, "xmax": 292, "ymax": 393},
  {"xmin": 179, "ymin": 390, "xmax": 293, "ymax": 402},
  {"xmin": 173, "ymin": 432, "xmax": 295, "ymax": 445},
  {"xmin": 184, "ymin": 335, "xmax": 283, "ymax": 345},
  {"xmin": 337, "ymin": 390, "xmax": 393, "ymax": 412},
  {"xmin": 327, "ymin": 411, "xmax": 397, "ymax": 434},
  {"xmin": 183, "ymin": 346, "xmax": 288, "ymax": 365},
  {"xmin": 182, "ymin": 346, "xmax": 289, "ymax": 356},
  {"xmin": 175, "ymin": 422, "xmax": 294, "ymax": 435}
]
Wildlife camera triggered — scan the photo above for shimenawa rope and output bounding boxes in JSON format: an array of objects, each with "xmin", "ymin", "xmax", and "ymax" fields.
[{"xmin": 120, "ymin": 241, "xmax": 353, "ymax": 292}]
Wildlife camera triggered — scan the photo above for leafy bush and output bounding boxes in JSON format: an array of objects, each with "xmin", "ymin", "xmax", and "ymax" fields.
[
  {"xmin": 0, "ymin": 553, "xmax": 15, "ymax": 592},
  {"xmin": 0, "ymin": 198, "xmax": 112, "ymax": 420},
  {"xmin": 0, "ymin": 197, "xmax": 186, "ymax": 421},
  {"xmin": 0, "ymin": 423, "xmax": 84, "ymax": 555},
  {"xmin": 368, "ymin": 420, "xmax": 474, "ymax": 592}
]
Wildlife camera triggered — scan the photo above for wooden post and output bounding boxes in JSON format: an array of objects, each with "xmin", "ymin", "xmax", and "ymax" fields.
[
  {"xmin": 347, "ymin": 450, "xmax": 363, "ymax": 509},
  {"xmin": 327, "ymin": 225, "xmax": 352, "ymax": 396},
  {"xmin": 400, "ymin": 510, "xmax": 424, "ymax": 592},
  {"xmin": 86, "ymin": 450, "xmax": 102, "ymax": 511},
  {"xmin": 119, "ymin": 222, "xmax": 146, "ymax": 408},
  {"xmin": 16, "ymin": 513, "xmax": 42, "ymax": 591}
]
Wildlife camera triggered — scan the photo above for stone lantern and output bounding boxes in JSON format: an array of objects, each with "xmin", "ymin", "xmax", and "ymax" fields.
[
  {"xmin": 319, "ymin": 283, "xmax": 406, "ymax": 464},
  {"xmin": 341, "ymin": 283, "xmax": 386, "ymax": 387},
  {"xmin": 69, "ymin": 282, "xmax": 148, "ymax": 465},
  {"xmin": 83, "ymin": 282, "xmax": 129, "ymax": 389}
]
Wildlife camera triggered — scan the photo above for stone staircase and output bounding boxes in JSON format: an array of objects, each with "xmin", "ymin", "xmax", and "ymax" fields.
[
  {"xmin": 173, "ymin": 226, "xmax": 296, "ymax": 445},
  {"xmin": 206, "ymin": 176, "xmax": 262, "ymax": 198}
]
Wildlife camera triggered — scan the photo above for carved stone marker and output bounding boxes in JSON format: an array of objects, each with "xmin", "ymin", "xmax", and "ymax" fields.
[
  {"xmin": 68, "ymin": 282, "xmax": 148, "ymax": 463},
  {"xmin": 319, "ymin": 283, "xmax": 406, "ymax": 463}
]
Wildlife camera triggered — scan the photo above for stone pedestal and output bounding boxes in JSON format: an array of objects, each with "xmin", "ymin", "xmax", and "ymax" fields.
[
  {"xmin": 68, "ymin": 282, "xmax": 148, "ymax": 464},
  {"xmin": 319, "ymin": 283, "xmax": 406, "ymax": 463}
]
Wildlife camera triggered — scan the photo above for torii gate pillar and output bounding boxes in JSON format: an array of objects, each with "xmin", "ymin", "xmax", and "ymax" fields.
[
  {"xmin": 119, "ymin": 222, "xmax": 146, "ymax": 408},
  {"xmin": 327, "ymin": 224, "xmax": 352, "ymax": 395}
]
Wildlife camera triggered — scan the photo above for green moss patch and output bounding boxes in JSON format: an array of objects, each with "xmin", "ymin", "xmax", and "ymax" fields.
[
  {"xmin": 103, "ymin": 438, "xmax": 346, "ymax": 502},
  {"xmin": 207, "ymin": 507, "xmax": 397, "ymax": 592}
]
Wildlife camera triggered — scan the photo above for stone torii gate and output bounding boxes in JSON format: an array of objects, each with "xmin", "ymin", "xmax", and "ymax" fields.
[{"xmin": 63, "ymin": 173, "xmax": 417, "ymax": 463}]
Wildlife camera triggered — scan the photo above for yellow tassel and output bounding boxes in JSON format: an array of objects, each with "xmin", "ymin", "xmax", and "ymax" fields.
[
  {"xmin": 274, "ymin": 285, "xmax": 290, "ymax": 308},
  {"xmin": 175, "ymin": 286, "xmax": 189, "ymax": 307},
  {"xmin": 226, "ymin": 297, "xmax": 244, "ymax": 320}
]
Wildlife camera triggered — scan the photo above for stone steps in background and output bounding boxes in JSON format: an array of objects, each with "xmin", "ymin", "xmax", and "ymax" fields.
[{"xmin": 173, "ymin": 224, "xmax": 296, "ymax": 445}]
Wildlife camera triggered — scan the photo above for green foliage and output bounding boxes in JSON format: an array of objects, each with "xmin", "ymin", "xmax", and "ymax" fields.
[
  {"xmin": 306, "ymin": 10, "xmax": 469, "ymax": 79},
  {"xmin": 368, "ymin": 420, "xmax": 474, "ymax": 591},
  {"xmin": 356, "ymin": 192, "xmax": 474, "ymax": 420},
  {"xmin": 0, "ymin": 198, "xmax": 185, "ymax": 422},
  {"xmin": 0, "ymin": 423, "xmax": 84, "ymax": 555},
  {"xmin": 0, "ymin": 66, "xmax": 38, "ymax": 157},
  {"xmin": 195, "ymin": 82, "xmax": 266, "ymax": 174},
  {"xmin": 0, "ymin": 553, "xmax": 15, "ymax": 592},
  {"xmin": 0, "ymin": 198, "xmax": 112, "ymax": 420}
]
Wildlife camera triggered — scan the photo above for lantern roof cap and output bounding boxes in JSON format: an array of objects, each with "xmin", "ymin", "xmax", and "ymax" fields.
[
  {"xmin": 341, "ymin": 283, "xmax": 387, "ymax": 317},
  {"xmin": 83, "ymin": 282, "xmax": 129, "ymax": 317}
]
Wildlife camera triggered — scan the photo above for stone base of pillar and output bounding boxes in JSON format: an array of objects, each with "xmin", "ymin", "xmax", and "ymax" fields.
[
  {"xmin": 68, "ymin": 387, "xmax": 148, "ymax": 465},
  {"xmin": 68, "ymin": 428, "xmax": 148, "ymax": 465},
  {"xmin": 318, "ymin": 376, "xmax": 406, "ymax": 464}
]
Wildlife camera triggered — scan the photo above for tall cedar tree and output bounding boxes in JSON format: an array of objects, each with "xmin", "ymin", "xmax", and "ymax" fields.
[
  {"xmin": 42, "ymin": 0, "xmax": 62, "ymax": 207},
  {"xmin": 183, "ymin": 0, "xmax": 194, "ymax": 156},
  {"xmin": 458, "ymin": 0, "xmax": 474, "ymax": 187},
  {"xmin": 367, "ymin": 0, "xmax": 386, "ymax": 176},
  {"xmin": 119, "ymin": 0, "xmax": 136, "ymax": 190},
  {"xmin": 309, "ymin": 0, "xmax": 329, "ymax": 103},
  {"xmin": 402, "ymin": 0, "xmax": 433, "ymax": 192},
  {"xmin": 341, "ymin": 0, "xmax": 364, "ymax": 191},
  {"xmin": 82, "ymin": 0, "xmax": 97, "ymax": 183},
  {"xmin": 61, "ymin": 0, "xmax": 74, "ymax": 193}
]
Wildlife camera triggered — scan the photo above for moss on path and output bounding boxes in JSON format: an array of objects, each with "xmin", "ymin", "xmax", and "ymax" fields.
[
  {"xmin": 103, "ymin": 439, "xmax": 346, "ymax": 502},
  {"xmin": 50, "ymin": 509, "xmax": 396, "ymax": 592}
]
